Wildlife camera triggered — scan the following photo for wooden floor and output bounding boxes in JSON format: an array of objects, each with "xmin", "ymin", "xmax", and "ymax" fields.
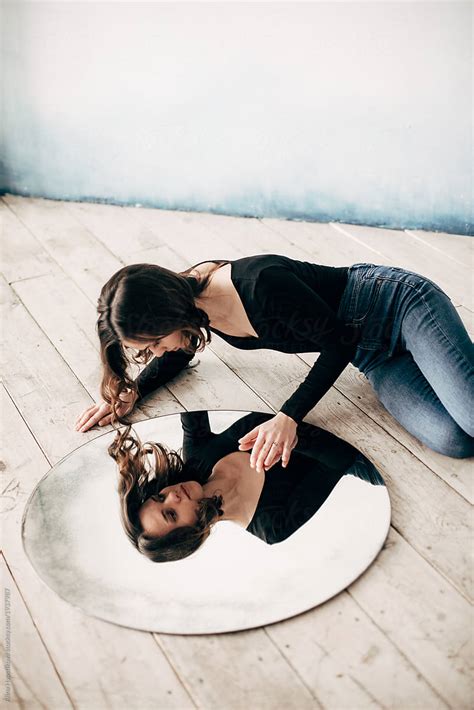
[{"xmin": 1, "ymin": 194, "xmax": 472, "ymax": 710}]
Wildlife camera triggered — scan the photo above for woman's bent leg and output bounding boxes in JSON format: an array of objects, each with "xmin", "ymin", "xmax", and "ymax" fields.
[
  {"xmin": 367, "ymin": 352, "xmax": 474, "ymax": 458},
  {"xmin": 396, "ymin": 282, "xmax": 474, "ymax": 437}
]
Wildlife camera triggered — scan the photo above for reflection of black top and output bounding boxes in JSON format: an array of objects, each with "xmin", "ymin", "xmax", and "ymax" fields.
[
  {"xmin": 179, "ymin": 411, "xmax": 383, "ymax": 545},
  {"xmin": 137, "ymin": 255, "xmax": 360, "ymax": 423}
]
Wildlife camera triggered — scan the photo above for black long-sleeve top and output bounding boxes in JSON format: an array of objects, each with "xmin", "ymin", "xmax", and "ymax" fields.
[
  {"xmin": 137, "ymin": 254, "xmax": 360, "ymax": 422},
  {"xmin": 179, "ymin": 411, "xmax": 384, "ymax": 545}
]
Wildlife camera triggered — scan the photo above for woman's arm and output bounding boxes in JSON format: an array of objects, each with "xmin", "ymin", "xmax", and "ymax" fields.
[
  {"xmin": 136, "ymin": 349, "xmax": 196, "ymax": 399},
  {"xmin": 258, "ymin": 265, "xmax": 358, "ymax": 422},
  {"xmin": 239, "ymin": 266, "xmax": 358, "ymax": 470}
]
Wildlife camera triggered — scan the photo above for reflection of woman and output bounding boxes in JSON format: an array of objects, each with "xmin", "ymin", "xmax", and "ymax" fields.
[
  {"xmin": 110, "ymin": 411, "xmax": 384, "ymax": 562},
  {"xmin": 78, "ymin": 255, "xmax": 474, "ymax": 460}
]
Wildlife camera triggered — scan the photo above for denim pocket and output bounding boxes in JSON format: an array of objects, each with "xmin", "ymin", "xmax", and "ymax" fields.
[
  {"xmin": 338, "ymin": 264, "xmax": 377, "ymax": 325},
  {"xmin": 357, "ymin": 275, "xmax": 400, "ymax": 351},
  {"xmin": 349, "ymin": 275, "xmax": 382, "ymax": 325}
]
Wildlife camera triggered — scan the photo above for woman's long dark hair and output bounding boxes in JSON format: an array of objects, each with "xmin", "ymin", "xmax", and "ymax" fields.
[
  {"xmin": 98, "ymin": 263, "xmax": 219, "ymax": 419},
  {"xmin": 108, "ymin": 425, "xmax": 224, "ymax": 563}
]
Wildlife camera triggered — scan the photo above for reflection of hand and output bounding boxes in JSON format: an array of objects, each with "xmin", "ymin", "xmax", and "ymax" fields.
[
  {"xmin": 238, "ymin": 412, "xmax": 298, "ymax": 473},
  {"xmin": 75, "ymin": 390, "xmax": 138, "ymax": 432}
]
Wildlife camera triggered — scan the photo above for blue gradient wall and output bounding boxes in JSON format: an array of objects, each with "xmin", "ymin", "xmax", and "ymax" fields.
[{"xmin": 1, "ymin": 1, "xmax": 472, "ymax": 234}]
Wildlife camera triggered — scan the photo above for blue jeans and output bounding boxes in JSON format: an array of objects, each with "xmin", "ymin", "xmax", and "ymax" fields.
[{"xmin": 338, "ymin": 264, "xmax": 474, "ymax": 458}]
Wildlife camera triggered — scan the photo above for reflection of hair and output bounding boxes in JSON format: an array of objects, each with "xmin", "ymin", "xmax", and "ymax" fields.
[
  {"xmin": 108, "ymin": 426, "xmax": 223, "ymax": 563},
  {"xmin": 97, "ymin": 263, "xmax": 215, "ymax": 420}
]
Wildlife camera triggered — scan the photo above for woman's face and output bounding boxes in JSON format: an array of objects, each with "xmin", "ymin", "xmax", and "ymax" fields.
[
  {"xmin": 138, "ymin": 481, "xmax": 204, "ymax": 537},
  {"xmin": 122, "ymin": 332, "xmax": 186, "ymax": 359}
]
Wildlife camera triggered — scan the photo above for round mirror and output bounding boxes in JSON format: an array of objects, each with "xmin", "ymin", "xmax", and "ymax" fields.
[{"xmin": 22, "ymin": 411, "xmax": 390, "ymax": 634}]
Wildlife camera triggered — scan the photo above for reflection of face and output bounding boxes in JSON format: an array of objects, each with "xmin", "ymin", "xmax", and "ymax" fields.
[
  {"xmin": 122, "ymin": 332, "xmax": 186, "ymax": 359},
  {"xmin": 138, "ymin": 481, "xmax": 204, "ymax": 537}
]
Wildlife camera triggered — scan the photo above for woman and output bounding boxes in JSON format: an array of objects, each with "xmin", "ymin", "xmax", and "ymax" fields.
[
  {"xmin": 110, "ymin": 410, "xmax": 384, "ymax": 562},
  {"xmin": 76, "ymin": 254, "xmax": 474, "ymax": 462}
]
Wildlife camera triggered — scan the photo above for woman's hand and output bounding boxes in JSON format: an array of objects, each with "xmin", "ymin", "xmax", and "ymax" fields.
[
  {"xmin": 75, "ymin": 390, "xmax": 138, "ymax": 433},
  {"xmin": 238, "ymin": 412, "xmax": 298, "ymax": 473}
]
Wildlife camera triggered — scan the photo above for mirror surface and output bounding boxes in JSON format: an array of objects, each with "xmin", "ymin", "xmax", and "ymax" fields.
[{"xmin": 22, "ymin": 411, "xmax": 391, "ymax": 633}]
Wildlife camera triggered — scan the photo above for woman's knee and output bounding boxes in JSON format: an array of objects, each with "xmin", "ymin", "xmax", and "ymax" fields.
[
  {"xmin": 367, "ymin": 359, "xmax": 474, "ymax": 458},
  {"xmin": 426, "ymin": 420, "xmax": 474, "ymax": 459}
]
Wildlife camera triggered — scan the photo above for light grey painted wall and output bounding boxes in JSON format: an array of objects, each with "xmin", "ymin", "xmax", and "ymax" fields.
[{"xmin": 1, "ymin": 1, "xmax": 472, "ymax": 233}]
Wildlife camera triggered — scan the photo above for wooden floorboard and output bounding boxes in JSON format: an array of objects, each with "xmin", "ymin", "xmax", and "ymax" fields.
[
  {"xmin": 406, "ymin": 229, "xmax": 473, "ymax": 269},
  {"xmin": 1, "ymin": 554, "xmax": 74, "ymax": 708},
  {"xmin": 1, "ymin": 195, "xmax": 472, "ymax": 709}
]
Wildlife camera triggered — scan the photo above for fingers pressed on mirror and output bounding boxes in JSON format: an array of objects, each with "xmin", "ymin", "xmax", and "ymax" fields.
[
  {"xmin": 254, "ymin": 438, "xmax": 277, "ymax": 474},
  {"xmin": 238, "ymin": 435, "xmax": 257, "ymax": 452},
  {"xmin": 238, "ymin": 425, "xmax": 260, "ymax": 450},
  {"xmin": 281, "ymin": 439, "xmax": 293, "ymax": 468},
  {"xmin": 263, "ymin": 433, "xmax": 298, "ymax": 470},
  {"xmin": 263, "ymin": 443, "xmax": 283, "ymax": 470},
  {"xmin": 249, "ymin": 431, "xmax": 268, "ymax": 470}
]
